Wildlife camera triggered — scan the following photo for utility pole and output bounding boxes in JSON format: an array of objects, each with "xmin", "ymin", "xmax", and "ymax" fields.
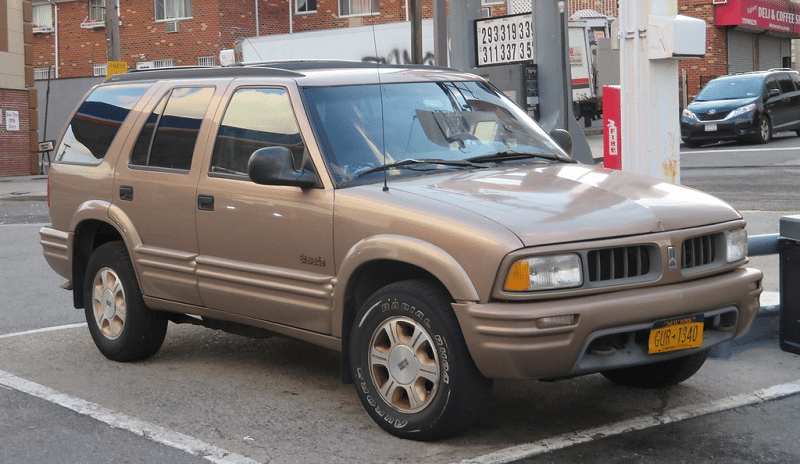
[
  {"xmin": 432, "ymin": 0, "xmax": 447, "ymax": 66},
  {"xmin": 106, "ymin": 0, "xmax": 121, "ymax": 62},
  {"xmin": 410, "ymin": 0, "xmax": 423, "ymax": 64}
]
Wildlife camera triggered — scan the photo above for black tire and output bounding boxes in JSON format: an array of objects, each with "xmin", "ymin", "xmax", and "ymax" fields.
[
  {"xmin": 83, "ymin": 241, "xmax": 168, "ymax": 362},
  {"xmin": 754, "ymin": 115, "xmax": 771, "ymax": 144},
  {"xmin": 349, "ymin": 280, "xmax": 492, "ymax": 440},
  {"xmin": 600, "ymin": 348, "xmax": 710, "ymax": 388}
]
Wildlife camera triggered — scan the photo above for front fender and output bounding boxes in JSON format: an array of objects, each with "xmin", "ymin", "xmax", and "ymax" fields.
[{"xmin": 331, "ymin": 234, "xmax": 480, "ymax": 338}]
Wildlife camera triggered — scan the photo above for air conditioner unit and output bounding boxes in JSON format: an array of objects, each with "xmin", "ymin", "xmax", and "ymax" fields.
[
  {"xmin": 165, "ymin": 21, "xmax": 179, "ymax": 33},
  {"xmin": 33, "ymin": 26, "xmax": 55, "ymax": 34},
  {"xmin": 80, "ymin": 20, "xmax": 105, "ymax": 30}
]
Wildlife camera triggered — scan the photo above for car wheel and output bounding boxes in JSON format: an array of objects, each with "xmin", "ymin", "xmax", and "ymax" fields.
[
  {"xmin": 84, "ymin": 241, "xmax": 168, "ymax": 362},
  {"xmin": 349, "ymin": 280, "xmax": 492, "ymax": 440},
  {"xmin": 755, "ymin": 115, "xmax": 771, "ymax": 144},
  {"xmin": 600, "ymin": 348, "xmax": 710, "ymax": 388}
]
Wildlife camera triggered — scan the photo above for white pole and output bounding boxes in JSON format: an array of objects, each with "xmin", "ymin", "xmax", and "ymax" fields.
[{"xmin": 618, "ymin": 0, "xmax": 681, "ymax": 183}]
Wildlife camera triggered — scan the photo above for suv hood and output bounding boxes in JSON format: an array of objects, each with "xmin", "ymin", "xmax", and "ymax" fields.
[{"xmin": 388, "ymin": 164, "xmax": 741, "ymax": 247}]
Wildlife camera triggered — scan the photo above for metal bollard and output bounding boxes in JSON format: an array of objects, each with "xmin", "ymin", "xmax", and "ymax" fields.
[{"xmin": 779, "ymin": 215, "xmax": 800, "ymax": 355}]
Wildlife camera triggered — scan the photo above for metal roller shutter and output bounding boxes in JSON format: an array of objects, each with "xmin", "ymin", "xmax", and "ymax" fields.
[
  {"xmin": 728, "ymin": 30, "xmax": 754, "ymax": 74},
  {"xmin": 759, "ymin": 35, "xmax": 783, "ymax": 70}
]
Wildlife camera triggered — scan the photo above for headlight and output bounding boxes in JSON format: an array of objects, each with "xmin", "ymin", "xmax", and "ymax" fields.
[
  {"xmin": 682, "ymin": 109, "xmax": 699, "ymax": 121},
  {"xmin": 726, "ymin": 228, "xmax": 748, "ymax": 263},
  {"xmin": 727, "ymin": 103, "xmax": 757, "ymax": 119},
  {"xmin": 504, "ymin": 253, "xmax": 583, "ymax": 292}
]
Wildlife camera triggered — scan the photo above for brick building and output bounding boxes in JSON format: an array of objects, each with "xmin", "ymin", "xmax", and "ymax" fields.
[
  {"xmin": 2, "ymin": 0, "xmax": 38, "ymax": 177},
  {"xmin": 30, "ymin": 0, "xmax": 455, "ymax": 79}
]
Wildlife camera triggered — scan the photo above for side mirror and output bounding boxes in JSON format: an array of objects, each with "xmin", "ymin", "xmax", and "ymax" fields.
[
  {"xmin": 248, "ymin": 146, "xmax": 319, "ymax": 188},
  {"xmin": 549, "ymin": 128, "xmax": 573, "ymax": 156},
  {"xmin": 768, "ymin": 88, "xmax": 781, "ymax": 98}
]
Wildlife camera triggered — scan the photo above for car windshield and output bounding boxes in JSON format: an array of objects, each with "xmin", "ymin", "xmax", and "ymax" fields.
[
  {"xmin": 302, "ymin": 81, "xmax": 570, "ymax": 187},
  {"xmin": 695, "ymin": 76, "xmax": 763, "ymax": 102}
]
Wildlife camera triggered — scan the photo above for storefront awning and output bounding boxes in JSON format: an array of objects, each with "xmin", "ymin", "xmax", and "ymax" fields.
[{"xmin": 716, "ymin": 0, "xmax": 800, "ymax": 36}]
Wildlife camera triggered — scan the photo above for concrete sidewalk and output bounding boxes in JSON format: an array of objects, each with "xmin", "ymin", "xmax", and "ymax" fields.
[{"xmin": 0, "ymin": 175, "xmax": 48, "ymax": 202}]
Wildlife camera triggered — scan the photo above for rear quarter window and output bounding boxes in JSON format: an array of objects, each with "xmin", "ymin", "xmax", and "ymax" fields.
[{"xmin": 55, "ymin": 83, "xmax": 150, "ymax": 165}]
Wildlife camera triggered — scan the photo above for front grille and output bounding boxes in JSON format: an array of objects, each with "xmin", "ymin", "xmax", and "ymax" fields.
[
  {"xmin": 588, "ymin": 245, "xmax": 653, "ymax": 283},
  {"xmin": 698, "ymin": 111, "xmax": 730, "ymax": 121},
  {"xmin": 682, "ymin": 234, "xmax": 718, "ymax": 269}
]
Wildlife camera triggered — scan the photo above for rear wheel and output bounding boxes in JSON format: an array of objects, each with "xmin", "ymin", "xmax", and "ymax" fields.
[
  {"xmin": 83, "ymin": 241, "xmax": 168, "ymax": 362},
  {"xmin": 349, "ymin": 280, "xmax": 492, "ymax": 440},
  {"xmin": 600, "ymin": 349, "xmax": 710, "ymax": 388}
]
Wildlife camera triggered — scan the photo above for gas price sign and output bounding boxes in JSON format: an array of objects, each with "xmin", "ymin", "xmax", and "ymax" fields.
[{"xmin": 475, "ymin": 13, "xmax": 534, "ymax": 67}]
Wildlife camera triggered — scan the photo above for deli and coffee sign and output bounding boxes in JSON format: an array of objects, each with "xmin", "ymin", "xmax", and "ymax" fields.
[{"xmin": 717, "ymin": 0, "xmax": 800, "ymax": 35}]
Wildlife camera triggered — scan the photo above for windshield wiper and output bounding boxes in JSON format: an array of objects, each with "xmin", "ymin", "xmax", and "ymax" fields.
[
  {"xmin": 466, "ymin": 150, "xmax": 575, "ymax": 164},
  {"xmin": 358, "ymin": 158, "xmax": 488, "ymax": 177}
]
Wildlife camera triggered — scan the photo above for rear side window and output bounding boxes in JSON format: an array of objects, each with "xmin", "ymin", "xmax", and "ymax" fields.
[
  {"xmin": 55, "ymin": 83, "xmax": 150, "ymax": 165},
  {"xmin": 131, "ymin": 86, "xmax": 214, "ymax": 171},
  {"xmin": 792, "ymin": 73, "xmax": 800, "ymax": 90},
  {"xmin": 209, "ymin": 87, "xmax": 305, "ymax": 177},
  {"xmin": 777, "ymin": 74, "xmax": 796, "ymax": 93}
]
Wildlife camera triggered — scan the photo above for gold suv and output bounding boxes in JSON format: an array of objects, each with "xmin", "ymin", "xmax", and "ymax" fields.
[{"xmin": 40, "ymin": 62, "xmax": 763, "ymax": 440}]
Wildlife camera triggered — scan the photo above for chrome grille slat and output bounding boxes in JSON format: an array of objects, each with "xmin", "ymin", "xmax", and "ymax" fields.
[
  {"xmin": 682, "ymin": 233, "xmax": 718, "ymax": 270},
  {"xmin": 588, "ymin": 245, "xmax": 653, "ymax": 283}
]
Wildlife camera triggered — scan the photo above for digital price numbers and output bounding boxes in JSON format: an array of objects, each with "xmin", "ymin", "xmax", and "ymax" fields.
[{"xmin": 475, "ymin": 13, "xmax": 534, "ymax": 67}]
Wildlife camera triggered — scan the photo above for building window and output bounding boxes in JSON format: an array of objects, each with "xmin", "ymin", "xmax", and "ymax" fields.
[
  {"xmin": 89, "ymin": 0, "xmax": 105, "ymax": 22},
  {"xmin": 34, "ymin": 67, "xmax": 54, "ymax": 80},
  {"xmin": 339, "ymin": 0, "xmax": 379, "ymax": 17},
  {"xmin": 32, "ymin": 3, "xmax": 54, "ymax": 32},
  {"xmin": 297, "ymin": 0, "xmax": 317, "ymax": 14},
  {"xmin": 154, "ymin": 59, "xmax": 174, "ymax": 68},
  {"xmin": 198, "ymin": 56, "xmax": 215, "ymax": 67},
  {"xmin": 93, "ymin": 63, "xmax": 108, "ymax": 77},
  {"xmin": 155, "ymin": 0, "xmax": 192, "ymax": 21}
]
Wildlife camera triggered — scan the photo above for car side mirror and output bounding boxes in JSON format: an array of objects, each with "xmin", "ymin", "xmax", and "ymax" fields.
[
  {"xmin": 549, "ymin": 129, "xmax": 573, "ymax": 156},
  {"xmin": 248, "ymin": 146, "xmax": 319, "ymax": 188},
  {"xmin": 768, "ymin": 88, "xmax": 781, "ymax": 98}
]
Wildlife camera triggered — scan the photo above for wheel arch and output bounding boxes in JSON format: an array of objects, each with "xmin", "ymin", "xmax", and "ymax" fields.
[
  {"xmin": 334, "ymin": 235, "xmax": 480, "ymax": 383},
  {"xmin": 69, "ymin": 202, "xmax": 142, "ymax": 309}
]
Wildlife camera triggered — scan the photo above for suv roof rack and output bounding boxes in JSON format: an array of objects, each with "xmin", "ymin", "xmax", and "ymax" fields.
[{"xmin": 105, "ymin": 65, "xmax": 304, "ymax": 83}]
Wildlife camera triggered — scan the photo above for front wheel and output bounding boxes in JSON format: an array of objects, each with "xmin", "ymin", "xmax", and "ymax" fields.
[
  {"xmin": 349, "ymin": 280, "xmax": 492, "ymax": 440},
  {"xmin": 600, "ymin": 349, "xmax": 710, "ymax": 388},
  {"xmin": 754, "ymin": 115, "xmax": 772, "ymax": 144},
  {"xmin": 83, "ymin": 241, "xmax": 168, "ymax": 362}
]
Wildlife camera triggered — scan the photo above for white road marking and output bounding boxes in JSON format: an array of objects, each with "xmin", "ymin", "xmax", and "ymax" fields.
[
  {"xmin": 0, "ymin": 369, "xmax": 259, "ymax": 464},
  {"xmin": 458, "ymin": 379, "xmax": 800, "ymax": 464},
  {"xmin": 686, "ymin": 145, "xmax": 800, "ymax": 155},
  {"xmin": 0, "ymin": 322, "xmax": 87, "ymax": 340}
]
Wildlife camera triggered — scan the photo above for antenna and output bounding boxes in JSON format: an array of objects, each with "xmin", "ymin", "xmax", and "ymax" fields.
[{"xmin": 371, "ymin": 26, "xmax": 390, "ymax": 192}]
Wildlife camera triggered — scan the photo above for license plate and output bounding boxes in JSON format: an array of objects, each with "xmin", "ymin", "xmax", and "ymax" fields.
[
  {"xmin": 648, "ymin": 315, "xmax": 704, "ymax": 354},
  {"xmin": 705, "ymin": 123, "xmax": 717, "ymax": 132}
]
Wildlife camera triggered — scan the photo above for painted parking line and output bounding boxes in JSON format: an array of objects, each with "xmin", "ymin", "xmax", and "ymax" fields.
[
  {"xmin": 0, "ymin": 322, "xmax": 87, "ymax": 340},
  {"xmin": 458, "ymin": 379, "xmax": 800, "ymax": 464},
  {"xmin": 0, "ymin": 369, "xmax": 258, "ymax": 464}
]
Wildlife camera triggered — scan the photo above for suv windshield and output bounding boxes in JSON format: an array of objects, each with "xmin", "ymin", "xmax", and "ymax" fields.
[
  {"xmin": 302, "ymin": 81, "xmax": 570, "ymax": 187},
  {"xmin": 695, "ymin": 76, "xmax": 763, "ymax": 101}
]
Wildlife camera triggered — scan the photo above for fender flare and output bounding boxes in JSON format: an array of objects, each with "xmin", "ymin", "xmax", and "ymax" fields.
[{"xmin": 332, "ymin": 234, "xmax": 480, "ymax": 338}]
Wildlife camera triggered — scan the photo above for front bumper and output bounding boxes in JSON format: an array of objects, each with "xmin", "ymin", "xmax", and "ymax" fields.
[
  {"xmin": 452, "ymin": 266, "xmax": 762, "ymax": 380},
  {"xmin": 681, "ymin": 117, "xmax": 757, "ymax": 143}
]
